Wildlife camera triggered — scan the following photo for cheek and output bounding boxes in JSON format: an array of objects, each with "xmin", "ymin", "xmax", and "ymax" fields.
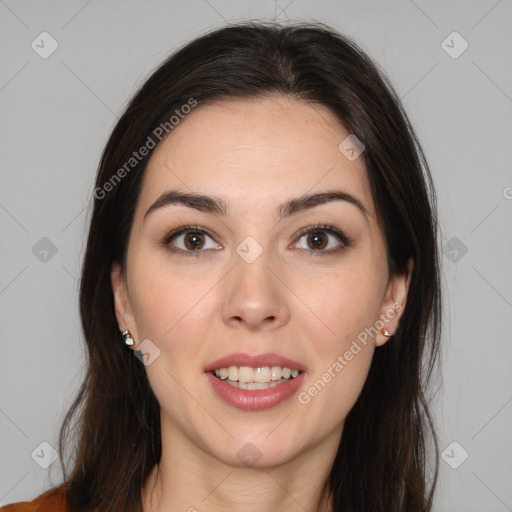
[
  {"xmin": 127, "ymin": 260, "xmax": 214, "ymax": 405},
  {"xmin": 304, "ymin": 344, "xmax": 374, "ymax": 441},
  {"xmin": 296, "ymin": 265, "xmax": 385, "ymax": 345},
  {"xmin": 290, "ymin": 267, "xmax": 382, "ymax": 424},
  {"xmin": 295, "ymin": 287, "xmax": 377, "ymax": 440},
  {"xmin": 128, "ymin": 253, "xmax": 218, "ymax": 360},
  {"xmin": 293, "ymin": 321, "xmax": 375, "ymax": 449},
  {"xmin": 129, "ymin": 245, "xmax": 189, "ymax": 324}
]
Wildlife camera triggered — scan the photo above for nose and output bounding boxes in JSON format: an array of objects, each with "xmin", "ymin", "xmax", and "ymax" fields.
[{"xmin": 221, "ymin": 247, "xmax": 290, "ymax": 332}]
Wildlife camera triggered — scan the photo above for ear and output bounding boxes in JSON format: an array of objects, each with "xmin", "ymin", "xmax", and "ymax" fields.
[
  {"xmin": 374, "ymin": 257, "xmax": 413, "ymax": 347},
  {"xmin": 110, "ymin": 262, "xmax": 139, "ymax": 348}
]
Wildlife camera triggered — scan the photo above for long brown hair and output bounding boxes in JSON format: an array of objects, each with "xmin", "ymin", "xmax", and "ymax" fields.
[{"xmin": 55, "ymin": 21, "xmax": 442, "ymax": 511}]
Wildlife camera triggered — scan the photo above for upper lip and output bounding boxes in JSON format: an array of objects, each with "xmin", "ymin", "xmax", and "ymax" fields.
[{"xmin": 204, "ymin": 352, "xmax": 307, "ymax": 372}]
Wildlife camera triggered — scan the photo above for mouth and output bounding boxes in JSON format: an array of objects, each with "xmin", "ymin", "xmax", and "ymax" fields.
[
  {"xmin": 209, "ymin": 365, "xmax": 305, "ymax": 390},
  {"xmin": 204, "ymin": 353, "xmax": 307, "ymax": 407}
]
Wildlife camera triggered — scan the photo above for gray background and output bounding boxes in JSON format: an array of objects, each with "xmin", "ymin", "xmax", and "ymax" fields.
[{"xmin": 1, "ymin": 1, "xmax": 511, "ymax": 510}]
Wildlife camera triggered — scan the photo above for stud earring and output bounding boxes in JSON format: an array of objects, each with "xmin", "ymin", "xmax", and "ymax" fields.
[
  {"xmin": 121, "ymin": 329, "xmax": 134, "ymax": 346},
  {"xmin": 382, "ymin": 328, "xmax": 393, "ymax": 337}
]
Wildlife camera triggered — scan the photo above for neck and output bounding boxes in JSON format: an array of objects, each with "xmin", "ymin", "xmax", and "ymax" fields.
[{"xmin": 141, "ymin": 416, "xmax": 340, "ymax": 512}]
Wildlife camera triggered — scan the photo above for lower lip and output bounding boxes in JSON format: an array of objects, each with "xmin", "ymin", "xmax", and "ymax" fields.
[{"xmin": 205, "ymin": 371, "xmax": 307, "ymax": 411}]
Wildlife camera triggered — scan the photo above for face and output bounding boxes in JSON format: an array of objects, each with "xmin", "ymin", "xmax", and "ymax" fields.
[{"xmin": 111, "ymin": 95, "xmax": 411, "ymax": 468}]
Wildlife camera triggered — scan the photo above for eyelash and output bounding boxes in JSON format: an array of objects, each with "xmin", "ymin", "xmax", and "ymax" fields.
[{"xmin": 162, "ymin": 224, "xmax": 352, "ymax": 258}]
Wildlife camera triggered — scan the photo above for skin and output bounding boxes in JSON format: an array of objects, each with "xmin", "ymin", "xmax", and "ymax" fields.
[{"xmin": 111, "ymin": 95, "xmax": 412, "ymax": 512}]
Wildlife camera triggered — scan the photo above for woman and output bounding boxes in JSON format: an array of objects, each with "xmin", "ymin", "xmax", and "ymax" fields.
[{"xmin": 3, "ymin": 20, "xmax": 442, "ymax": 512}]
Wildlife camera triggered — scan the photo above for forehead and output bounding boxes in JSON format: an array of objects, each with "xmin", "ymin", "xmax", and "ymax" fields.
[{"xmin": 139, "ymin": 95, "xmax": 374, "ymax": 219}]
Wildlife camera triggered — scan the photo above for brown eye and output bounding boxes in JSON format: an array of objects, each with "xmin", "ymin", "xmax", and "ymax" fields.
[
  {"xmin": 183, "ymin": 231, "xmax": 205, "ymax": 250},
  {"xmin": 306, "ymin": 231, "xmax": 328, "ymax": 250},
  {"xmin": 293, "ymin": 225, "xmax": 351, "ymax": 255},
  {"xmin": 164, "ymin": 226, "xmax": 221, "ymax": 255}
]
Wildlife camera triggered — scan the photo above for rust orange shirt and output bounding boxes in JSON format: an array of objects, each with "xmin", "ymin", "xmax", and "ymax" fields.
[{"xmin": 1, "ymin": 487, "xmax": 70, "ymax": 512}]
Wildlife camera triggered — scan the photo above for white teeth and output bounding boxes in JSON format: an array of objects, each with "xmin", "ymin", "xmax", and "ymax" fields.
[
  {"xmin": 270, "ymin": 366, "xmax": 282, "ymax": 380},
  {"xmin": 227, "ymin": 366, "xmax": 238, "ymax": 381},
  {"xmin": 225, "ymin": 378, "xmax": 292, "ymax": 390},
  {"xmin": 238, "ymin": 366, "xmax": 254, "ymax": 383},
  {"xmin": 212, "ymin": 365, "xmax": 301, "ymax": 383},
  {"xmin": 253, "ymin": 367, "xmax": 271, "ymax": 382}
]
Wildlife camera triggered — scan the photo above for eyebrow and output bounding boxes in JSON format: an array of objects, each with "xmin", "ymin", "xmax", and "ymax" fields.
[{"xmin": 143, "ymin": 188, "xmax": 369, "ymax": 222}]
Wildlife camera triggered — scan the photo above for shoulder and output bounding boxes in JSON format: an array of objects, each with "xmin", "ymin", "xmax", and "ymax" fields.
[{"xmin": 1, "ymin": 486, "xmax": 70, "ymax": 512}]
